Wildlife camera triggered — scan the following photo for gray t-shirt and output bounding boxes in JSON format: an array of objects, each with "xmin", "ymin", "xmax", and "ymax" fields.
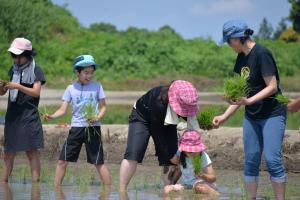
[
  {"xmin": 180, "ymin": 151, "xmax": 212, "ymax": 186},
  {"xmin": 62, "ymin": 81, "xmax": 105, "ymax": 127}
]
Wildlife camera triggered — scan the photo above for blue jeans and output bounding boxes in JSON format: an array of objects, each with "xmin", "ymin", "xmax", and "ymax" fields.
[{"xmin": 243, "ymin": 115, "xmax": 286, "ymax": 183}]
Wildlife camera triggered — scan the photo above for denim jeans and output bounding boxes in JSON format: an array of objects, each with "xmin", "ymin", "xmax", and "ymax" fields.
[{"xmin": 243, "ymin": 115, "xmax": 286, "ymax": 183}]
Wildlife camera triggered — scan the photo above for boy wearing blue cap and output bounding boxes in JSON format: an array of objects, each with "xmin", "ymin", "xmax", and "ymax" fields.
[
  {"xmin": 45, "ymin": 55, "xmax": 111, "ymax": 188},
  {"xmin": 213, "ymin": 20, "xmax": 286, "ymax": 200}
]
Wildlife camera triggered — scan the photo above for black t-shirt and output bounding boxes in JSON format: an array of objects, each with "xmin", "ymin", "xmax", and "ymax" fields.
[
  {"xmin": 234, "ymin": 44, "xmax": 286, "ymax": 119},
  {"xmin": 135, "ymin": 86, "xmax": 169, "ymax": 123},
  {"xmin": 6, "ymin": 65, "xmax": 46, "ymax": 119}
]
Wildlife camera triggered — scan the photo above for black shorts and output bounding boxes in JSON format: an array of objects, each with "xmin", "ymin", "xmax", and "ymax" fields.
[
  {"xmin": 59, "ymin": 126, "xmax": 104, "ymax": 165},
  {"xmin": 124, "ymin": 109, "xmax": 178, "ymax": 166}
]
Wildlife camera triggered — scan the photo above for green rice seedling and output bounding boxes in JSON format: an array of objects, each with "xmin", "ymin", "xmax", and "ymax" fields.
[
  {"xmin": 223, "ymin": 76, "xmax": 249, "ymax": 102},
  {"xmin": 142, "ymin": 175, "xmax": 148, "ymax": 189},
  {"xmin": 76, "ymin": 175, "xmax": 90, "ymax": 195},
  {"xmin": 81, "ymin": 101, "xmax": 100, "ymax": 142},
  {"xmin": 82, "ymin": 101, "xmax": 97, "ymax": 122},
  {"xmin": 16, "ymin": 165, "xmax": 30, "ymax": 184},
  {"xmin": 274, "ymin": 94, "xmax": 289, "ymax": 105},
  {"xmin": 192, "ymin": 153, "xmax": 202, "ymax": 175},
  {"xmin": 197, "ymin": 107, "xmax": 218, "ymax": 130}
]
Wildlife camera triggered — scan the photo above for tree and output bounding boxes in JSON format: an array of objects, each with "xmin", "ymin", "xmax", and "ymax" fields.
[
  {"xmin": 273, "ymin": 18, "xmax": 288, "ymax": 39},
  {"xmin": 89, "ymin": 22, "xmax": 117, "ymax": 33},
  {"xmin": 289, "ymin": 0, "xmax": 300, "ymax": 32},
  {"xmin": 257, "ymin": 17, "xmax": 274, "ymax": 39}
]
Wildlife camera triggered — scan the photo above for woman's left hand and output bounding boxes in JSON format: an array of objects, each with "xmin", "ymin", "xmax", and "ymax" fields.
[{"xmin": 4, "ymin": 82, "xmax": 20, "ymax": 90}]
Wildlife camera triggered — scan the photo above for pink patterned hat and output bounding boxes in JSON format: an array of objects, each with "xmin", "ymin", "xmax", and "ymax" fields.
[
  {"xmin": 179, "ymin": 130, "xmax": 206, "ymax": 153},
  {"xmin": 8, "ymin": 38, "xmax": 32, "ymax": 55},
  {"xmin": 168, "ymin": 80, "xmax": 199, "ymax": 117}
]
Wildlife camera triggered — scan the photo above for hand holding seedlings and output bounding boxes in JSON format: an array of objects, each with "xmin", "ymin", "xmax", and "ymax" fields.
[
  {"xmin": 0, "ymin": 80, "xmax": 9, "ymax": 87},
  {"xmin": 198, "ymin": 107, "xmax": 218, "ymax": 130},
  {"xmin": 223, "ymin": 76, "xmax": 249, "ymax": 103},
  {"xmin": 3, "ymin": 81, "xmax": 20, "ymax": 90},
  {"xmin": 274, "ymin": 94, "xmax": 289, "ymax": 105},
  {"xmin": 43, "ymin": 114, "xmax": 53, "ymax": 121},
  {"xmin": 87, "ymin": 116, "xmax": 100, "ymax": 124}
]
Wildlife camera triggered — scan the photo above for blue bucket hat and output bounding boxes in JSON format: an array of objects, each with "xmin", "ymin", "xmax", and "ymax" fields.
[
  {"xmin": 220, "ymin": 20, "xmax": 248, "ymax": 44},
  {"xmin": 73, "ymin": 55, "xmax": 99, "ymax": 71}
]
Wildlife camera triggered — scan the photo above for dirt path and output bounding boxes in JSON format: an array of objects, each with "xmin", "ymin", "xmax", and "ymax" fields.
[{"xmin": 1, "ymin": 89, "xmax": 299, "ymax": 108}]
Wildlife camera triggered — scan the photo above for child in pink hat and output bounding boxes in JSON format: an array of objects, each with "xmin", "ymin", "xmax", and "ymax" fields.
[{"xmin": 164, "ymin": 130, "xmax": 219, "ymax": 197}]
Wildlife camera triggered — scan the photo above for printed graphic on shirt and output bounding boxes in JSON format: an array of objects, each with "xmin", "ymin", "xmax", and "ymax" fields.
[{"xmin": 241, "ymin": 66, "xmax": 250, "ymax": 79}]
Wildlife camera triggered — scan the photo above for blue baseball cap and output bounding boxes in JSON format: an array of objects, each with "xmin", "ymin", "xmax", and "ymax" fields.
[
  {"xmin": 73, "ymin": 55, "xmax": 99, "ymax": 71},
  {"xmin": 220, "ymin": 20, "xmax": 248, "ymax": 44}
]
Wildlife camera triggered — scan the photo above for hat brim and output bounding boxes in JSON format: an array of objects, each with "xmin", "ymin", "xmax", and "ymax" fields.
[
  {"xmin": 179, "ymin": 145, "xmax": 206, "ymax": 153},
  {"xmin": 8, "ymin": 47, "xmax": 24, "ymax": 55}
]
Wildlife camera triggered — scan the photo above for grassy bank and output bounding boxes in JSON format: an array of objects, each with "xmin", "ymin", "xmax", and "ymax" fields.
[{"xmin": 1, "ymin": 104, "xmax": 299, "ymax": 129}]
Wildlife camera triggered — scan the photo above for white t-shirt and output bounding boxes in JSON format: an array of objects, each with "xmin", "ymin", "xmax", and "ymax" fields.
[
  {"xmin": 62, "ymin": 81, "xmax": 105, "ymax": 127},
  {"xmin": 180, "ymin": 151, "xmax": 212, "ymax": 186}
]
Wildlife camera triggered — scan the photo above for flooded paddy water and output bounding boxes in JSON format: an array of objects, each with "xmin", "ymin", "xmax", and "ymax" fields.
[{"xmin": 0, "ymin": 162, "xmax": 299, "ymax": 200}]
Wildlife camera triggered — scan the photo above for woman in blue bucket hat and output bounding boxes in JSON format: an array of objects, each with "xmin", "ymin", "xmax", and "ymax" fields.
[{"xmin": 213, "ymin": 20, "xmax": 287, "ymax": 200}]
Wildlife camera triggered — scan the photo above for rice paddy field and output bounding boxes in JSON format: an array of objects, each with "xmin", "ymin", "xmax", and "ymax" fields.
[{"xmin": 0, "ymin": 161, "xmax": 299, "ymax": 200}]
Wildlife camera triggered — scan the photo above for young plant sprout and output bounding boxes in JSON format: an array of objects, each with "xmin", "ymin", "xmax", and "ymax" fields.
[
  {"xmin": 192, "ymin": 153, "xmax": 202, "ymax": 174},
  {"xmin": 197, "ymin": 107, "xmax": 218, "ymax": 130},
  {"xmin": 223, "ymin": 76, "xmax": 249, "ymax": 102},
  {"xmin": 274, "ymin": 94, "xmax": 289, "ymax": 105},
  {"xmin": 81, "ymin": 101, "xmax": 100, "ymax": 142}
]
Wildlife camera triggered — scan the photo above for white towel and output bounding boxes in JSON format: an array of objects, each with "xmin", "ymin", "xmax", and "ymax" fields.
[{"xmin": 164, "ymin": 104, "xmax": 200, "ymax": 132}]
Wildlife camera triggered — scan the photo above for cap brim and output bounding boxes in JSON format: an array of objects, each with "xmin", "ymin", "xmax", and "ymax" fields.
[{"xmin": 8, "ymin": 47, "xmax": 24, "ymax": 55}]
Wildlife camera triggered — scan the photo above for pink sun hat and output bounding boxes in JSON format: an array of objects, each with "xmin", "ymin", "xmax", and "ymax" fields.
[
  {"xmin": 8, "ymin": 38, "xmax": 32, "ymax": 55},
  {"xmin": 179, "ymin": 130, "xmax": 206, "ymax": 153},
  {"xmin": 168, "ymin": 80, "xmax": 199, "ymax": 117}
]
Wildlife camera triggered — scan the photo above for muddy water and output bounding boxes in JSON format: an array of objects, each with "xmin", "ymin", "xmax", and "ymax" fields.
[{"xmin": 0, "ymin": 163, "xmax": 299, "ymax": 200}]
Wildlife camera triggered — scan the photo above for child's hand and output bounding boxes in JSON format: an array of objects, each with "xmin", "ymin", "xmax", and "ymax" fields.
[
  {"xmin": 0, "ymin": 80, "xmax": 8, "ymax": 87},
  {"xmin": 4, "ymin": 82, "xmax": 19, "ymax": 90},
  {"xmin": 43, "ymin": 114, "xmax": 53, "ymax": 121},
  {"xmin": 194, "ymin": 171, "xmax": 204, "ymax": 178},
  {"xmin": 87, "ymin": 116, "xmax": 100, "ymax": 124}
]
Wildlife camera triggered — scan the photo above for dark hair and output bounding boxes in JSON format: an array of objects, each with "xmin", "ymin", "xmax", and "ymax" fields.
[
  {"xmin": 180, "ymin": 152, "xmax": 202, "ymax": 168},
  {"xmin": 21, "ymin": 48, "xmax": 37, "ymax": 58},
  {"xmin": 75, "ymin": 65, "xmax": 96, "ymax": 73},
  {"xmin": 11, "ymin": 48, "xmax": 37, "ymax": 59},
  {"xmin": 240, "ymin": 28, "xmax": 254, "ymax": 44},
  {"xmin": 158, "ymin": 86, "xmax": 169, "ymax": 104}
]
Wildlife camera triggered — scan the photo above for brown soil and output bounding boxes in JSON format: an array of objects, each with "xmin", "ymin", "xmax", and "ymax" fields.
[{"xmin": 0, "ymin": 125, "xmax": 300, "ymax": 172}]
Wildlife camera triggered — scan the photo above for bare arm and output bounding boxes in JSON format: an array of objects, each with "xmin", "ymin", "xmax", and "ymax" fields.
[
  {"xmin": 288, "ymin": 97, "xmax": 300, "ymax": 113},
  {"xmin": 235, "ymin": 75, "xmax": 277, "ymax": 106},
  {"xmin": 197, "ymin": 164, "xmax": 216, "ymax": 183},
  {"xmin": 4, "ymin": 81, "xmax": 42, "ymax": 98},
  {"xmin": 45, "ymin": 101, "xmax": 69, "ymax": 120},
  {"xmin": 97, "ymin": 98, "xmax": 107, "ymax": 120},
  {"xmin": 213, "ymin": 104, "xmax": 240, "ymax": 127}
]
